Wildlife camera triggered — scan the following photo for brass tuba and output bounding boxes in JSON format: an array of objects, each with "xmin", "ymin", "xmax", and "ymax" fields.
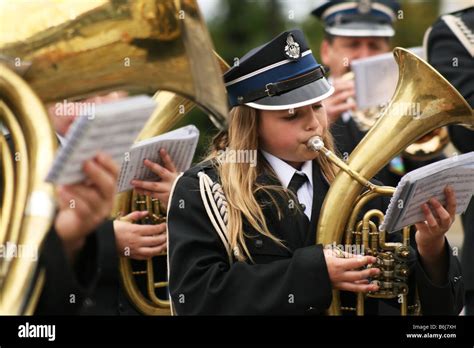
[
  {"xmin": 0, "ymin": 0, "xmax": 228, "ymax": 314},
  {"xmin": 310, "ymin": 48, "xmax": 474, "ymax": 315},
  {"xmin": 0, "ymin": 66, "xmax": 57, "ymax": 315}
]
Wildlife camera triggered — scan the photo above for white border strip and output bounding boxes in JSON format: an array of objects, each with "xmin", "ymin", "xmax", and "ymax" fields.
[
  {"xmin": 322, "ymin": 2, "xmax": 358, "ymax": 19},
  {"xmin": 327, "ymin": 26, "xmax": 395, "ymax": 37},
  {"xmin": 246, "ymin": 85, "xmax": 335, "ymax": 111},
  {"xmin": 322, "ymin": 2, "xmax": 396, "ymax": 21}
]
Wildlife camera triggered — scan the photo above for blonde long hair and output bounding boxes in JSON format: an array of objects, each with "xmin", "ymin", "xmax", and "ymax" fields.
[{"xmin": 205, "ymin": 105, "xmax": 338, "ymax": 262}]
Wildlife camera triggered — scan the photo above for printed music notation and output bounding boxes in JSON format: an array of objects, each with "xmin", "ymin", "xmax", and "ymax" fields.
[
  {"xmin": 116, "ymin": 125, "xmax": 199, "ymax": 193},
  {"xmin": 381, "ymin": 152, "xmax": 474, "ymax": 232},
  {"xmin": 46, "ymin": 95, "xmax": 156, "ymax": 185}
]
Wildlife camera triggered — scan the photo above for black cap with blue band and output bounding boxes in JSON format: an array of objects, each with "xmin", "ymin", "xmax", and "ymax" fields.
[
  {"xmin": 224, "ymin": 29, "xmax": 334, "ymax": 111},
  {"xmin": 312, "ymin": 0, "xmax": 400, "ymax": 37}
]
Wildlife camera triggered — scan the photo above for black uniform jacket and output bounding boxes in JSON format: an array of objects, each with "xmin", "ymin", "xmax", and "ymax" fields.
[
  {"xmin": 427, "ymin": 5, "xmax": 474, "ymax": 291},
  {"xmin": 168, "ymin": 157, "xmax": 464, "ymax": 315},
  {"xmin": 34, "ymin": 220, "xmax": 117, "ymax": 315}
]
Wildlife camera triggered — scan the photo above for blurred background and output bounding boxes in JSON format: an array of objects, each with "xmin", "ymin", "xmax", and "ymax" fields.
[
  {"xmin": 200, "ymin": 0, "xmax": 470, "ymax": 66},
  {"xmin": 185, "ymin": 0, "xmax": 471, "ymax": 157}
]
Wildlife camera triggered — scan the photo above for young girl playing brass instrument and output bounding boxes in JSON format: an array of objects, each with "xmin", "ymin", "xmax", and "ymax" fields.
[{"xmin": 167, "ymin": 30, "xmax": 463, "ymax": 315}]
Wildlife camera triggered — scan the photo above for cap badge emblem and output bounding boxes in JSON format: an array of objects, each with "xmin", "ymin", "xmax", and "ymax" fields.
[
  {"xmin": 358, "ymin": 0, "xmax": 372, "ymax": 14},
  {"xmin": 284, "ymin": 34, "xmax": 301, "ymax": 61}
]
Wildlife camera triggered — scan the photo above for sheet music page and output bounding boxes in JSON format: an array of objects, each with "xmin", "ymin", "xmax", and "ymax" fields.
[
  {"xmin": 391, "ymin": 166, "xmax": 474, "ymax": 231},
  {"xmin": 351, "ymin": 46, "xmax": 424, "ymax": 109},
  {"xmin": 380, "ymin": 175, "xmax": 412, "ymax": 232},
  {"xmin": 381, "ymin": 152, "xmax": 474, "ymax": 233},
  {"xmin": 46, "ymin": 95, "xmax": 156, "ymax": 185},
  {"xmin": 116, "ymin": 125, "xmax": 199, "ymax": 193}
]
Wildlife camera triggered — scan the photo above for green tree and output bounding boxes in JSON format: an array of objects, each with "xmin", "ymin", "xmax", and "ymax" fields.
[
  {"xmin": 208, "ymin": 0, "xmax": 286, "ymax": 63},
  {"xmin": 392, "ymin": 0, "xmax": 441, "ymax": 48}
]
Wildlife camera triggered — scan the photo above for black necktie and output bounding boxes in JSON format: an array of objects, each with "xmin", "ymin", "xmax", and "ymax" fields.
[
  {"xmin": 288, "ymin": 172, "xmax": 310, "ymax": 226},
  {"xmin": 288, "ymin": 173, "xmax": 308, "ymax": 196}
]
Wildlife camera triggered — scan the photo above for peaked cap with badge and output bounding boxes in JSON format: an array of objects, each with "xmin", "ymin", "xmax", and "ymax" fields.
[
  {"xmin": 312, "ymin": 0, "xmax": 400, "ymax": 37},
  {"xmin": 224, "ymin": 29, "xmax": 334, "ymax": 110}
]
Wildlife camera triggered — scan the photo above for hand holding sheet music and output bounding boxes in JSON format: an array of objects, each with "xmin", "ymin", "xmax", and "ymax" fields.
[
  {"xmin": 46, "ymin": 95, "xmax": 156, "ymax": 185},
  {"xmin": 116, "ymin": 125, "xmax": 199, "ymax": 193},
  {"xmin": 381, "ymin": 152, "xmax": 474, "ymax": 233}
]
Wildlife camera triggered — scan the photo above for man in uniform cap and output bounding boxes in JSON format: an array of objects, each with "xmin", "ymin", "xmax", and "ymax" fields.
[
  {"xmin": 425, "ymin": 4, "xmax": 474, "ymax": 315},
  {"xmin": 311, "ymin": 0, "xmax": 444, "ymax": 187},
  {"xmin": 311, "ymin": 0, "xmax": 399, "ymax": 126}
]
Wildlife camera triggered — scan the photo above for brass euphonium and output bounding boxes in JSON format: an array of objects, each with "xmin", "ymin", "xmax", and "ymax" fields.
[
  {"xmin": 309, "ymin": 48, "xmax": 474, "ymax": 316},
  {"xmin": 0, "ymin": 0, "xmax": 228, "ymax": 314}
]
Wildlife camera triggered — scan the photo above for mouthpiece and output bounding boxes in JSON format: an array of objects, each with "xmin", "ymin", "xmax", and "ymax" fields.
[{"xmin": 307, "ymin": 136, "xmax": 325, "ymax": 152}]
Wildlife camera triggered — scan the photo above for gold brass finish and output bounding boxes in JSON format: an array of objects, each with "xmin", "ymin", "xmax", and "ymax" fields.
[
  {"xmin": 0, "ymin": 64, "xmax": 57, "ymax": 314},
  {"xmin": 403, "ymin": 127, "xmax": 450, "ymax": 161},
  {"xmin": 0, "ymin": 0, "xmax": 228, "ymax": 124},
  {"xmin": 310, "ymin": 48, "xmax": 473, "ymax": 316},
  {"xmin": 342, "ymin": 71, "xmax": 450, "ymax": 161},
  {"xmin": 1, "ymin": 0, "xmax": 228, "ymax": 315}
]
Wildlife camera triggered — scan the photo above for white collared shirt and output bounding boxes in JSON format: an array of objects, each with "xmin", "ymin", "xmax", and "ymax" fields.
[{"xmin": 261, "ymin": 150, "xmax": 313, "ymax": 220}]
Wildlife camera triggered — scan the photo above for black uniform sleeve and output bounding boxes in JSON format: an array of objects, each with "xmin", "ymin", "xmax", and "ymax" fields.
[
  {"xmin": 80, "ymin": 219, "xmax": 121, "ymax": 315},
  {"xmin": 91, "ymin": 219, "xmax": 118, "ymax": 288},
  {"xmin": 414, "ymin": 240, "xmax": 464, "ymax": 315},
  {"xmin": 35, "ymin": 219, "xmax": 118, "ymax": 315},
  {"xmin": 380, "ymin": 194, "xmax": 464, "ymax": 315},
  {"xmin": 168, "ymin": 174, "xmax": 333, "ymax": 315},
  {"xmin": 35, "ymin": 227, "xmax": 98, "ymax": 315},
  {"xmin": 427, "ymin": 10, "xmax": 474, "ymax": 153}
]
